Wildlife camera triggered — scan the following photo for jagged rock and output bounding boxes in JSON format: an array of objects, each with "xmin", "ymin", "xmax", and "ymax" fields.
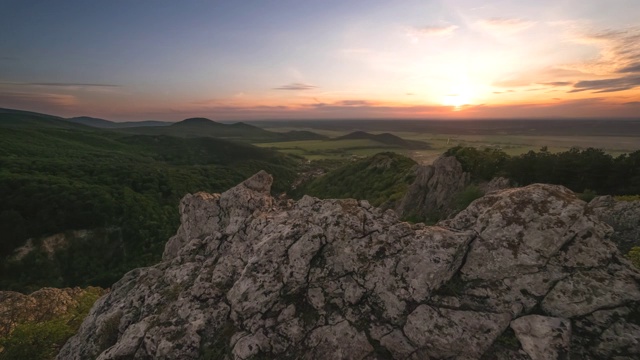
[
  {"xmin": 588, "ymin": 195, "xmax": 640, "ymax": 253},
  {"xmin": 510, "ymin": 315, "xmax": 571, "ymax": 360},
  {"xmin": 396, "ymin": 155, "xmax": 470, "ymax": 220},
  {"xmin": 0, "ymin": 287, "xmax": 104, "ymax": 337},
  {"xmin": 58, "ymin": 173, "xmax": 640, "ymax": 360},
  {"xmin": 479, "ymin": 176, "xmax": 512, "ymax": 194}
]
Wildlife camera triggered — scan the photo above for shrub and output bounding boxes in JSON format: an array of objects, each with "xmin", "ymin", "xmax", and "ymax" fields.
[
  {"xmin": 454, "ymin": 185, "xmax": 484, "ymax": 211},
  {"xmin": 628, "ymin": 247, "xmax": 640, "ymax": 269}
]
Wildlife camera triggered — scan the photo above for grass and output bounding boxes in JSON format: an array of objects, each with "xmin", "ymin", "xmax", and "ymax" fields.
[
  {"xmin": 255, "ymin": 139, "xmax": 404, "ymax": 160},
  {"xmin": 255, "ymin": 130, "xmax": 640, "ymax": 163}
]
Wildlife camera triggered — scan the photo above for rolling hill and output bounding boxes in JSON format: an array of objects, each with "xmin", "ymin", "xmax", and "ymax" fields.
[
  {"xmin": 0, "ymin": 109, "xmax": 302, "ymax": 292},
  {"xmin": 67, "ymin": 116, "xmax": 172, "ymax": 128},
  {"xmin": 334, "ymin": 131, "xmax": 431, "ymax": 149},
  {"xmin": 115, "ymin": 116, "xmax": 327, "ymax": 142}
]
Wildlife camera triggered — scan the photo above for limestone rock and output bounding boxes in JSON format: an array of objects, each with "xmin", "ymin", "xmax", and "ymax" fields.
[
  {"xmin": 511, "ymin": 315, "xmax": 571, "ymax": 360},
  {"xmin": 588, "ymin": 195, "xmax": 640, "ymax": 253},
  {"xmin": 396, "ymin": 155, "xmax": 470, "ymax": 220},
  {"xmin": 58, "ymin": 174, "xmax": 640, "ymax": 360},
  {"xmin": 0, "ymin": 287, "xmax": 104, "ymax": 337}
]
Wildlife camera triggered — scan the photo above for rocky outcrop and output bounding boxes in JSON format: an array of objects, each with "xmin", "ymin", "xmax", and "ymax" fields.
[
  {"xmin": 58, "ymin": 172, "xmax": 640, "ymax": 359},
  {"xmin": 588, "ymin": 195, "xmax": 640, "ymax": 253},
  {"xmin": 0, "ymin": 287, "xmax": 104, "ymax": 337},
  {"xmin": 478, "ymin": 176, "xmax": 512, "ymax": 194},
  {"xmin": 396, "ymin": 155, "xmax": 470, "ymax": 220}
]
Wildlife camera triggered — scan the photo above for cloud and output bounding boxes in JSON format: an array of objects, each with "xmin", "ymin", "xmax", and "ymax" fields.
[
  {"xmin": 407, "ymin": 24, "xmax": 458, "ymax": 37},
  {"xmin": 30, "ymin": 82, "xmax": 119, "ymax": 88},
  {"xmin": 335, "ymin": 100, "xmax": 376, "ymax": 106},
  {"xmin": 1, "ymin": 81, "xmax": 119, "ymax": 87},
  {"xmin": 564, "ymin": 26, "xmax": 640, "ymax": 75},
  {"xmin": 538, "ymin": 81, "xmax": 573, "ymax": 86},
  {"xmin": 0, "ymin": 91, "xmax": 79, "ymax": 109},
  {"xmin": 478, "ymin": 18, "xmax": 535, "ymax": 33},
  {"xmin": 569, "ymin": 75, "xmax": 640, "ymax": 93},
  {"xmin": 273, "ymin": 82, "xmax": 317, "ymax": 90},
  {"xmin": 618, "ymin": 62, "xmax": 640, "ymax": 73}
]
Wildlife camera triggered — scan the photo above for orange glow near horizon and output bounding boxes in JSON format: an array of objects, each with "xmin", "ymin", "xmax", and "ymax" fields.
[{"xmin": 1, "ymin": 1, "xmax": 639, "ymax": 121}]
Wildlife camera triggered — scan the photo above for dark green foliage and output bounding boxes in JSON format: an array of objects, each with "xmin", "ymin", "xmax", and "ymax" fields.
[
  {"xmin": 447, "ymin": 146, "xmax": 640, "ymax": 196},
  {"xmin": 298, "ymin": 152, "xmax": 417, "ymax": 206},
  {"xmin": 628, "ymin": 247, "xmax": 640, "ymax": 269},
  {"xmin": 445, "ymin": 146, "xmax": 509, "ymax": 181},
  {"xmin": 454, "ymin": 185, "xmax": 484, "ymax": 211},
  {"xmin": 577, "ymin": 189, "xmax": 597, "ymax": 203},
  {"xmin": 0, "ymin": 120, "xmax": 299, "ymax": 291}
]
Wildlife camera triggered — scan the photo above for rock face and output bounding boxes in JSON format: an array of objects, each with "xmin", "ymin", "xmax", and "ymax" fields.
[
  {"xmin": 58, "ymin": 172, "xmax": 640, "ymax": 359},
  {"xmin": 0, "ymin": 287, "xmax": 103, "ymax": 337},
  {"xmin": 396, "ymin": 155, "xmax": 470, "ymax": 220},
  {"xmin": 588, "ymin": 195, "xmax": 640, "ymax": 253}
]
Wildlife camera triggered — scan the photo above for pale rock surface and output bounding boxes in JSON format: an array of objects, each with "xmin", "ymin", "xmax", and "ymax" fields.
[
  {"xmin": 396, "ymin": 155, "xmax": 470, "ymax": 220},
  {"xmin": 588, "ymin": 195, "xmax": 640, "ymax": 253},
  {"xmin": 58, "ymin": 173, "xmax": 640, "ymax": 359},
  {"xmin": 510, "ymin": 315, "xmax": 571, "ymax": 360},
  {"xmin": 0, "ymin": 287, "xmax": 104, "ymax": 337}
]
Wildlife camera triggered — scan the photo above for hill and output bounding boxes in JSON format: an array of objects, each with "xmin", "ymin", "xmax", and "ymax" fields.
[
  {"xmin": 297, "ymin": 152, "xmax": 417, "ymax": 206},
  {"xmin": 335, "ymin": 131, "xmax": 430, "ymax": 149},
  {"xmin": 0, "ymin": 111, "xmax": 301, "ymax": 292},
  {"xmin": 0, "ymin": 108, "xmax": 92, "ymax": 130},
  {"xmin": 116, "ymin": 117, "xmax": 327, "ymax": 142},
  {"xmin": 67, "ymin": 116, "xmax": 171, "ymax": 128}
]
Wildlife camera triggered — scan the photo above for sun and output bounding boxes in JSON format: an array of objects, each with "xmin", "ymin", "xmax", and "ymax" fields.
[
  {"xmin": 443, "ymin": 93, "xmax": 470, "ymax": 110},
  {"xmin": 441, "ymin": 80, "xmax": 473, "ymax": 110},
  {"xmin": 442, "ymin": 86, "xmax": 471, "ymax": 111}
]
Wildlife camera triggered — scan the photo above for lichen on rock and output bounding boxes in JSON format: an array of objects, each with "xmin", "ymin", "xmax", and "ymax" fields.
[{"xmin": 58, "ymin": 173, "xmax": 640, "ymax": 360}]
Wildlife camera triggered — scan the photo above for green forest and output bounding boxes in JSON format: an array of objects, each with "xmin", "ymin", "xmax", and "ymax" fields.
[
  {"xmin": 0, "ymin": 122, "xmax": 299, "ymax": 292},
  {"xmin": 2, "ymin": 109, "xmax": 640, "ymax": 295},
  {"xmin": 445, "ymin": 146, "xmax": 640, "ymax": 195}
]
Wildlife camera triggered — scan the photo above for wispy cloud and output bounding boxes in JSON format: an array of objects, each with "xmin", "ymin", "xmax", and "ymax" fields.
[
  {"xmin": 569, "ymin": 75, "xmax": 640, "ymax": 93},
  {"xmin": 538, "ymin": 81, "xmax": 573, "ymax": 87},
  {"xmin": 618, "ymin": 63, "xmax": 640, "ymax": 73},
  {"xmin": 478, "ymin": 18, "xmax": 535, "ymax": 33},
  {"xmin": 563, "ymin": 26, "xmax": 640, "ymax": 75},
  {"xmin": 273, "ymin": 82, "xmax": 317, "ymax": 91},
  {"xmin": 407, "ymin": 24, "xmax": 458, "ymax": 37},
  {"xmin": 1, "ymin": 81, "xmax": 119, "ymax": 87},
  {"xmin": 0, "ymin": 91, "xmax": 79, "ymax": 108}
]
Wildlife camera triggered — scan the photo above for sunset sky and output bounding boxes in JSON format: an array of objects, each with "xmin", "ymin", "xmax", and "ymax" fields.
[{"xmin": 1, "ymin": 0, "xmax": 639, "ymax": 121}]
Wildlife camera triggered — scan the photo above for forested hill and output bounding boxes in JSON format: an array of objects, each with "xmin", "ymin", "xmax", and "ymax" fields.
[
  {"xmin": 297, "ymin": 152, "xmax": 417, "ymax": 206},
  {"xmin": 445, "ymin": 146, "xmax": 640, "ymax": 195},
  {"xmin": 0, "ymin": 111, "xmax": 301, "ymax": 292}
]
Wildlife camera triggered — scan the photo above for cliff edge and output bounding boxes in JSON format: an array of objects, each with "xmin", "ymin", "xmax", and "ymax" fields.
[{"xmin": 58, "ymin": 171, "xmax": 640, "ymax": 359}]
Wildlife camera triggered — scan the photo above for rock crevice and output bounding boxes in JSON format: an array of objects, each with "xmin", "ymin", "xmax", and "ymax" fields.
[{"xmin": 58, "ymin": 171, "xmax": 640, "ymax": 359}]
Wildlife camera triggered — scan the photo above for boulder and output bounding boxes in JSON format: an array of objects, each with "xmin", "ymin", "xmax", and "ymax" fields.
[
  {"xmin": 588, "ymin": 195, "xmax": 640, "ymax": 253},
  {"xmin": 58, "ymin": 174, "xmax": 640, "ymax": 360},
  {"xmin": 396, "ymin": 155, "xmax": 470, "ymax": 220}
]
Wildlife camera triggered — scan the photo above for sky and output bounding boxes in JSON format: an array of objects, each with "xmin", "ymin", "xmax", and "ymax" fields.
[{"xmin": 1, "ymin": 0, "xmax": 639, "ymax": 121}]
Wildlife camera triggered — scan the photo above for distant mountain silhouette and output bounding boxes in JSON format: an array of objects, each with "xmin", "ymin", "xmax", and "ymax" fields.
[
  {"xmin": 0, "ymin": 108, "xmax": 91, "ymax": 130},
  {"xmin": 335, "ymin": 131, "xmax": 430, "ymax": 149},
  {"xmin": 0, "ymin": 108, "xmax": 327, "ymax": 143},
  {"xmin": 68, "ymin": 116, "xmax": 171, "ymax": 128},
  {"xmin": 119, "ymin": 117, "xmax": 327, "ymax": 142},
  {"xmin": 171, "ymin": 117, "xmax": 222, "ymax": 127}
]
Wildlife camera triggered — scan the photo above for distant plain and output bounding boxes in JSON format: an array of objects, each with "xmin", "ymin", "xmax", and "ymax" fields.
[{"xmin": 254, "ymin": 120, "xmax": 640, "ymax": 163}]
